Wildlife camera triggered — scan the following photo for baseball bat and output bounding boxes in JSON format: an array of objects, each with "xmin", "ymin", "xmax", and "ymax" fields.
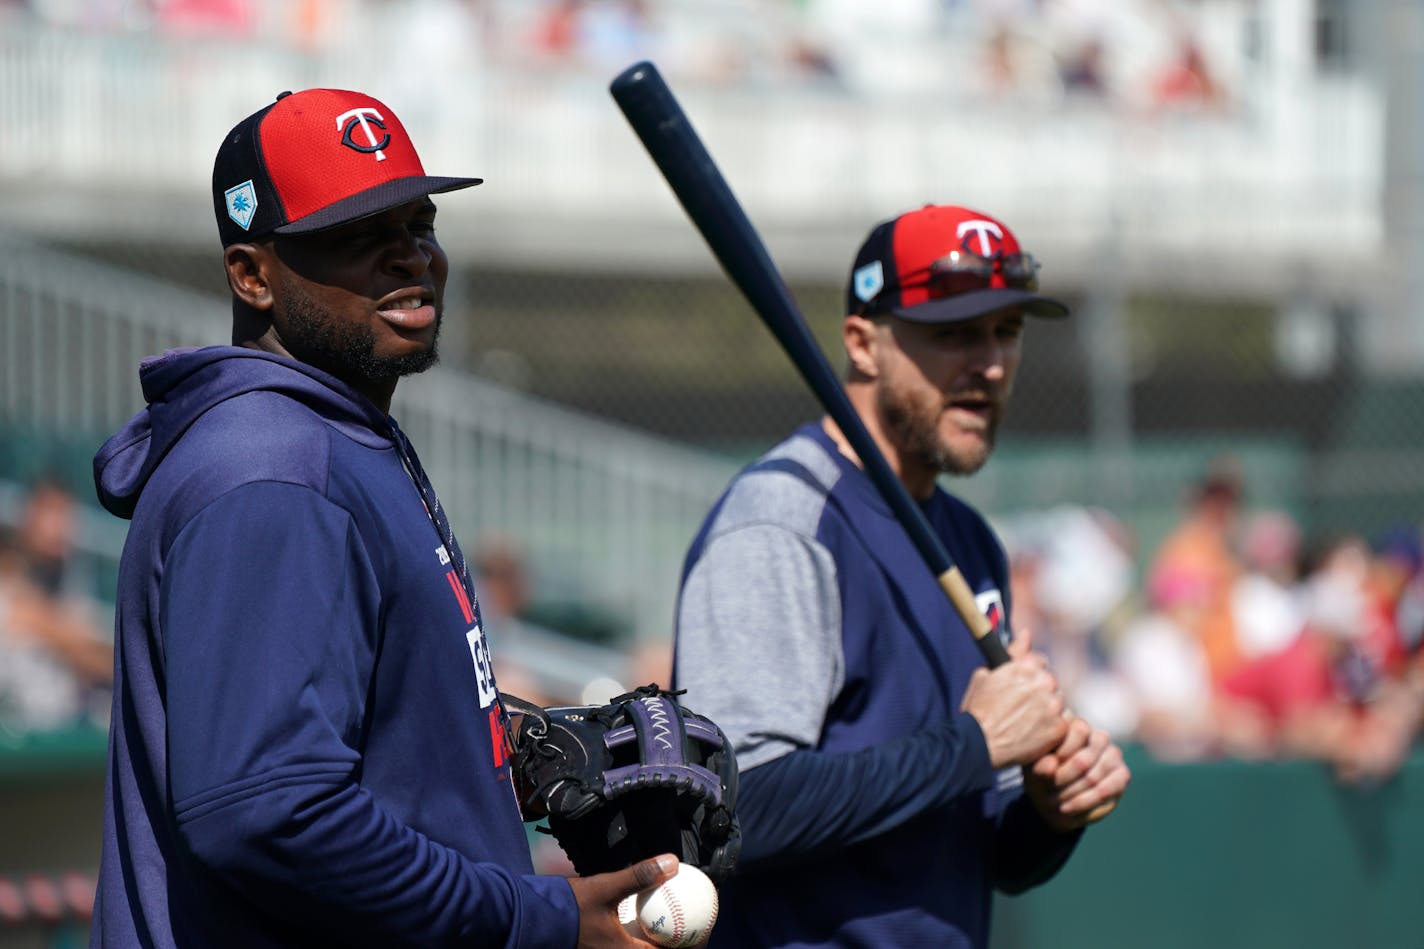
[{"xmin": 610, "ymin": 60, "xmax": 1010, "ymax": 667}]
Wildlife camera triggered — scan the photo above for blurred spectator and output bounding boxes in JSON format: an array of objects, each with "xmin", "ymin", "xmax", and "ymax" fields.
[
  {"xmin": 475, "ymin": 536, "xmax": 534, "ymax": 629},
  {"xmin": 972, "ymin": 22, "xmax": 1062, "ymax": 104},
  {"xmin": 524, "ymin": 0, "xmax": 662, "ymax": 74},
  {"xmin": 530, "ymin": 0, "xmax": 583, "ymax": 59},
  {"xmin": 578, "ymin": 0, "xmax": 652, "ymax": 63},
  {"xmin": 1057, "ymin": 34, "xmax": 1109, "ymax": 98},
  {"xmin": 291, "ymin": 0, "xmax": 333, "ymax": 52},
  {"xmin": 1230, "ymin": 509, "xmax": 1306, "ymax": 660},
  {"xmin": 1370, "ymin": 524, "xmax": 1424, "ymax": 652},
  {"xmin": 1219, "ymin": 533, "xmax": 1404, "ymax": 768},
  {"xmin": 1002, "ymin": 506, "xmax": 1138, "ymax": 740},
  {"xmin": 783, "ymin": 34, "xmax": 844, "ymax": 87},
  {"xmin": 25, "ymin": 0, "xmax": 148, "ymax": 29},
  {"xmin": 474, "ymin": 534, "xmax": 635, "ymax": 708},
  {"xmin": 474, "ymin": 535, "xmax": 564, "ymax": 707},
  {"xmin": 1151, "ymin": 30, "xmax": 1227, "ymax": 112},
  {"xmin": 1397, "ymin": 568, "xmax": 1424, "ymax": 658},
  {"xmin": 1337, "ymin": 654, "xmax": 1424, "ymax": 785},
  {"xmin": 1113, "ymin": 563, "xmax": 1220, "ymax": 761},
  {"xmin": 0, "ymin": 479, "xmax": 113, "ymax": 733},
  {"xmin": 16, "ymin": 477, "xmax": 91, "ymax": 599},
  {"xmin": 980, "ymin": 23, "xmax": 1019, "ymax": 93},
  {"xmin": 1145, "ymin": 458, "xmax": 1246, "ymax": 686},
  {"xmin": 153, "ymin": 0, "xmax": 254, "ymax": 36},
  {"xmin": 1332, "ymin": 526, "xmax": 1424, "ymax": 783},
  {"xmin": 1351, "ymin": 532, "xmax": 1411, "ymax": 688},
  {"xmin": 0, "ymin": 871, "xmax": 95, "ymax": 929}
]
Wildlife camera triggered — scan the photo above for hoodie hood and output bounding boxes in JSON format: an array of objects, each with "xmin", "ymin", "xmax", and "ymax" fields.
[{"xmin": 94, "ymin": 346, "xmax": 392, "ymax": 519}]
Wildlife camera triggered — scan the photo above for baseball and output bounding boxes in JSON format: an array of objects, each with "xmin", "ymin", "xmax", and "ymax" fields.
[{"xmin": 635, "ymin": 862, "xmax": 719, "ymax": 948}]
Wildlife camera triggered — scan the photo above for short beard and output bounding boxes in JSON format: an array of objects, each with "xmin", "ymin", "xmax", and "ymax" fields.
[
  {"xmin": 280, "ymin": 278, "xmax": 440, "ymax": 383},
  {"xmin": 877, "ymin": 382, "xmax": 996, "ymax": 477}
]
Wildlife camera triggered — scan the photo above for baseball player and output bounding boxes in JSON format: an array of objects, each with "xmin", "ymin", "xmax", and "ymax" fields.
[
  {"xmin": 89, "ymin": 88, "xmax": 680, "ymax": 947},
  {"xmin": 673, "ymin": 204, "xmax": 1132, "ymax": 948}
]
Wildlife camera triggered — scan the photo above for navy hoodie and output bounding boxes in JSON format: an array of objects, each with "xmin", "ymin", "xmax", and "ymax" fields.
[{"xmin": 90, "ymin": 347, "xmax": 576, "ymax": 948}]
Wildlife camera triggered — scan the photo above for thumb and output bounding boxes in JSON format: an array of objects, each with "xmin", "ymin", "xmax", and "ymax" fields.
[
  {"xmin": 1008, "ymin": 625, "xmax": 1033, "ymax": 661},
  {"xmin": 627, "ymin": 853, "xmax": 679, "ymax": 894}
]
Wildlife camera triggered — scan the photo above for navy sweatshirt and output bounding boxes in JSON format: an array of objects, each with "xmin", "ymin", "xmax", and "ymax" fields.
[
  {"xmin": 90, "ymin": 347, "xmax": 576, "ymax": 948},
  {"xmin": 674, "ymin": 423, "xmax": 1080, "ymax": 949}
]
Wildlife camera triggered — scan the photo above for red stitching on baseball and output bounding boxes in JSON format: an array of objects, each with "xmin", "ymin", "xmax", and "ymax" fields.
[{"xmin": 668, "ymin": 889, "xmax": 685, "ymax": 941}]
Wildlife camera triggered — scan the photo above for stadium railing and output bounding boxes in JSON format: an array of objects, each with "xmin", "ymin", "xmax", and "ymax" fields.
[{"xmin": 0, "ymin": 232, "xmax": 738, "ymax": 660}]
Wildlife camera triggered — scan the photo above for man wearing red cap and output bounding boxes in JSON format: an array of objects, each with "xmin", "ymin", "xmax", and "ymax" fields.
[
  {"xmin": 673, "ymin": 205, "xmax": 1131, "ymax": 948},
  {"xmin": 92, "ymin": 89, "xmax": 676, "ymax": 947}
]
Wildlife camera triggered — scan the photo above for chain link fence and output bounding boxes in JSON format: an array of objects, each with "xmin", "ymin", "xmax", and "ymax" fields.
[
  {"xmin": 24, "ymin": 230, "xmax": 1424, "ymax": 561},
  {"xmin": 471, "ymin": 270, "xmax": 1423, "ymax": 559}
]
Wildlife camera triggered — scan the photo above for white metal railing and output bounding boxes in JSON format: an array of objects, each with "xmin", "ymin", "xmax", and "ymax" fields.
[
  {"xmin": 0, "ymin": 232, "xmax": 740, "ymax": 645},
  {"xmin": 0, "ymin": 12, "xmax": 1386, "ymax": 295}
]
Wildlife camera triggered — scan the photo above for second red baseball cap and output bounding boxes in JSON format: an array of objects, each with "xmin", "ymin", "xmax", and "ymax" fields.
[
  {"xmin": 846, "ymin": 205, "xmax": 1069, "ymax": 323},
  {"xmin": 212, "ymin": 88, "xmax": 482, "ymax": 247}
]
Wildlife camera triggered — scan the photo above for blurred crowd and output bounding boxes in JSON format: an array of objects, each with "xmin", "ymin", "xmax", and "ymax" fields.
[
  {"xmin": 5, "ymin": 459, "xmax": 1423, "ymax": 792},
  {"xmin": 1001, "ymin": 457, "xmax": 1424, "ymax": 786},
  {"xmin": 0, "ymin": 871, "xmax": 96, "ymax": 930},
  {"xmin": 3, "ymin": 0, "xmax": 1236, "ymax": 109},
  {"xmin": 0, "ymin": 477, "xmax": 113, "ymax": 738}
]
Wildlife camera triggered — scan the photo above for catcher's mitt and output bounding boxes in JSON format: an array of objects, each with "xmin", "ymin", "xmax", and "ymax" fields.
[{"xmin": 506, "ymin": 684, "xmax": 740, "ymax": 882}]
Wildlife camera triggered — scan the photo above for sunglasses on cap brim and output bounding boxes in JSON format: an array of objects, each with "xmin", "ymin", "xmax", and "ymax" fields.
[{"xmin": 861, "ymin": 250, "xmax": 1042, "ymax": 316}]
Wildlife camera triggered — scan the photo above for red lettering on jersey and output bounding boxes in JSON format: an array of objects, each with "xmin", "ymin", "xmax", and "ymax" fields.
[
  {"xmin": 446, "ymin": 569, "xmax": 475, "ymax": 624},
  {"xmin": 488, "ymin": 705, "xmax": 510, "ymax": 770}
]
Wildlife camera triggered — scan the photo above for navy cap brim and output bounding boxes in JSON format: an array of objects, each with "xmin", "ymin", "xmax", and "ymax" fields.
[
  {"xmin": 887, "ymin": 287, "xmax": 1069, "ymax": 323},
  {"xmin": 273, "ymin": 175, "xmax": 483, "ymax": 236}
]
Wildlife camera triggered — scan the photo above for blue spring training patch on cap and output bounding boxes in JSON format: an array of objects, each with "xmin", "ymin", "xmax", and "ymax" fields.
[
  {"xmin": 225, "ymin": 180, "xmax": 258, "ymax": 231},
  {"xmin": 853, "ymin": 261, "xmax": 884, "ymax": 302}
]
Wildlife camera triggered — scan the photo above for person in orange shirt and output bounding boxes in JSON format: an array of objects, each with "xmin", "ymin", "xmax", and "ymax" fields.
[{"xmin": 1146, "ymin": 460, "xmax": 1246, "ymax": 686}]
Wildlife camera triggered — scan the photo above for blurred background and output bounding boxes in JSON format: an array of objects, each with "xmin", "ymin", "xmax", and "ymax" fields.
[{"xmin": 2, "ymin": 0, "xmax": 1423, "ymax": 946}]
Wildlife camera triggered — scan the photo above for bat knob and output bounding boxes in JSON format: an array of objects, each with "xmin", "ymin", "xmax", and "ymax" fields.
[{"xmin": 611, "ymin": 60, "xmax": 658, "ymax": 93}]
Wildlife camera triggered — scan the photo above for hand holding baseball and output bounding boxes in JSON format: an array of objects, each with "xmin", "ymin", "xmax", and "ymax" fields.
[
  {"xmin": 568, "ymin": 853, "xmax": 679, "ymax": 948},
  {"xmin": 620, "ymin": 862, "xmax": 719, "ymax": 948}
]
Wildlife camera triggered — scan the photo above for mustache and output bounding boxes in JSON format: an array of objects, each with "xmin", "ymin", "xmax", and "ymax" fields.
[{"xmin": 945, "ymin": 388, "xmax": 1001, "ymax": 407}]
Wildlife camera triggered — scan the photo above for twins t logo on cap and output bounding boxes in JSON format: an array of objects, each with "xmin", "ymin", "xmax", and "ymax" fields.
[
  {"xmin": 951, "ymin": 218, "xmax": 1008, "ymax": 255},
  {"xmin": 957, "ymin": 220, "xmax": 1005, "ymax": 257},
  {"xmin": 337, "ymin": 107, "xmax": 390, "ymax": 162},
  {"xmin": 225, "ymin": 180, "xmax": 258, "ymax": 231}
]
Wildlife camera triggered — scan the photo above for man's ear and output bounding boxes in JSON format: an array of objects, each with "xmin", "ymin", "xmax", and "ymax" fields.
[
  {"xmin": 223, "ymin": 243, "xmax": 275, "ymax": 311},
  {"xmin": 842, "ymin": 314, "xmax": 880, "ymax": 380}
]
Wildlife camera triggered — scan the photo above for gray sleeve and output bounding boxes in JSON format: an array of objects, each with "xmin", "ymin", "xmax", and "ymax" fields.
[{"xmin": 675, "ymin": 523, "xmax": 843, "ymax": 771}]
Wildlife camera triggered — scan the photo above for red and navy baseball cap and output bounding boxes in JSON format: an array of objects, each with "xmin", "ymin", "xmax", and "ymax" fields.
[
  {"xmin": 212, "ymin": 88, "xmax": 481, "ymax": 247},
  {"xmin": 846, "ymin": 204, "xmax": 1069, "ymax": 323}
]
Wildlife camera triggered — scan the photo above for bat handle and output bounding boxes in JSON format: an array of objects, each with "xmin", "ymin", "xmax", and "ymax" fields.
[
  {"xmin": 1086, "ymin": 799, "xmax": 1118, "ymax": 823},
  {"xmin": 937, "ymin": 568, "xmax": 1011, "ymax": 668}
]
